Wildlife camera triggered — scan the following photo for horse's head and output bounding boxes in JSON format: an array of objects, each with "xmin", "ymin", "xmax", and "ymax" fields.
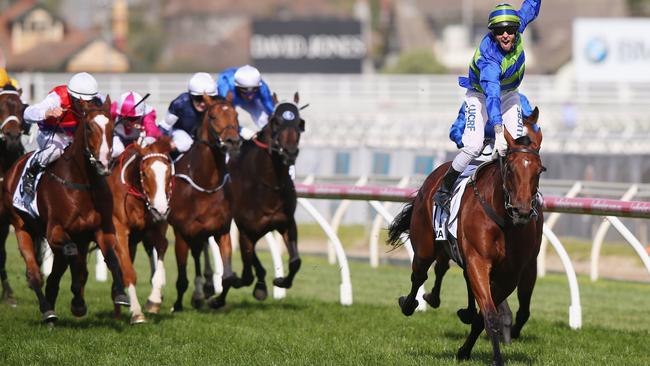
[
  {"xmin": 136, "ymin": 136, "xmax": 174, "ymax": 221},
  {"xmin": 501, "ymin": 107, "xmax": 545, "ymax": 226},
  {"xmin": 74, "ymin": 96, "xmax": 114, "ymax": 176},
  {"xmin": 265, "ymin": 92, "xmax": 305, "ymax": 165},
  {"xmin": 198, "ymin": 92, "xmax": 241, "ymax": 156},
  {"xmin": 0, "ymin": 85, "xmax": 25, "ymax": 152}
]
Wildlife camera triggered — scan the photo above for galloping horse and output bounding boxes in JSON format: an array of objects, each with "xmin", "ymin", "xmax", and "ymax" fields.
[
  {"xmin": 166, "ymin": 93, "xmax": 241, "ymax": 312},
  {"xmin": 2, "ymin": 96, "xmax": 129, "ymax": 323},
  {"xmin": 107, "ymin": 136, "xmax": 174, "ymax": 324},
  {"xmin": 228, "ymin": 93, "xmax": 304, "ymax": 300},
  {"xmin": 0, "ymin": 85, "xmax": 26, "ymax": 305},
  {"xmin": 388, "ymin": 109, "xmax": 545, "ymax": 365}
]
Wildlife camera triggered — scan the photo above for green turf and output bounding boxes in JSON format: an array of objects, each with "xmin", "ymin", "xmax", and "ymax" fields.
[{"xmin": 0, "ymin": 234, "xmax": 649, "ymax": 366}]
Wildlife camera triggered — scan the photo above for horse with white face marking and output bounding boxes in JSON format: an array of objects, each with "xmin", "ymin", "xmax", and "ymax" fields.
[{"xmin": 107, "ymin": 136, "xmax": 174, "ymax": 323}]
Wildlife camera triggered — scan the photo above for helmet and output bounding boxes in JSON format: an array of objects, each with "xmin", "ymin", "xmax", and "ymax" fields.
[
  {"xmin": 10, "ymin": 78, "xmax": 20, "ymax": 90},
  {"xmin": 188, "ymin": 72, "xmax": 217, "ymax": 96},
  {"xmin": 67, "ymin": 72, "xmax": 98, "ymax": 100},
  {"xmin": 234, "ymin": 65, "xmax": 261, "ymax": 88},
  {"xmin": 488, "ymin": 3, "xmax": 520, "ymax": 29},
  {"xmin": 0, "ymin": 68, "xmax": 9, "ymax": 87},
  {"xmin": 116, "ymin": 91, "xmax": 146, "ymax": 117}
]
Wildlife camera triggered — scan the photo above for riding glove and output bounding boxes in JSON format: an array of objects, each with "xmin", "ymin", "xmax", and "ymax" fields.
[{"xmin": 494, "ymin": 124, "xmax": 507, "ymax": 157}]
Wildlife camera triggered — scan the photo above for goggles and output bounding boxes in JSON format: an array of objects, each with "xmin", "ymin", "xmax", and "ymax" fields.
[
  {"xmin": 237, "ymin": 86, "xmax": 259, "ymax": 96},
  {"xmin": 492, "ymin": 26, "xmax": 518, "ymax": 36}
]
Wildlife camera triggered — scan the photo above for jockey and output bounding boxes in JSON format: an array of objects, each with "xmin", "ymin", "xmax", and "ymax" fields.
[
  {"xmin": 433, "ymin": 1, "xmax": 541, "ymax": 211},
  {"xmin": 111, "ymin": 91, "xmax": 161, "ymax": 158},
  {"xmin": 216, "ymin": 65, "xmax": 275, "ymax": 139},
  {"xmin": 449, "ymin": 93, "xmax": 534, "ymax": 149},
  {"xmin": 159, "ymin": 72, "xmax": 217, "ymax": 153},
  {"xmin": 21, "ymin": 72, "xmax": 103, "ymax": 203}
]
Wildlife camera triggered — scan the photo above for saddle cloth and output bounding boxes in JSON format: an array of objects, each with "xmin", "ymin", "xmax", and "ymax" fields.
[{"xmin": 12, "ymin": 154, "xmax": 44, "ymax": 218}]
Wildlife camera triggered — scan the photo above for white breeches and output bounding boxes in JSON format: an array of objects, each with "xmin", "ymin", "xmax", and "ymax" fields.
[{"xmin": 33, "ymin": 131, "xmax": 72, "ymax": 166}]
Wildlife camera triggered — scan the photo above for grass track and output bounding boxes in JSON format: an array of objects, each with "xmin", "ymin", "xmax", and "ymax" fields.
[{"xmin": 1, "ymin": 235, "xmax": 649, "ymax": 366}]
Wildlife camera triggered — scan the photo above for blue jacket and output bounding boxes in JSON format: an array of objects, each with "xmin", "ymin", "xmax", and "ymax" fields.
[
  {"xmin": 216, "ymin": 67, "xmax": 275, "ymax": 116},
  {"xmin": 458, "ymin": 0, "xmax": 541, "ymax": 128},
  {"xmin": 165, "ymin": 92, "xmax": 204, "ymax": 137},
  {"xmin": 449, "ymin": 93, "xmax": 534, "ymax": 148}
]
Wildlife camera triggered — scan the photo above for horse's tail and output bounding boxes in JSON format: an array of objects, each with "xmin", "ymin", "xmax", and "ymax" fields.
[{"xmin": 387, "ymin": 198, "xmax": 415, "ymax": 249}]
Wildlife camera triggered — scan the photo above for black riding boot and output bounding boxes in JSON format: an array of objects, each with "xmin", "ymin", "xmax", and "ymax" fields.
[
  {"xmin": 22, "ymin": 162, "xmax": 43, "ymax": 202},
  {"xmin": 433, "ymin": 166, "xmax": 462, "ymax": 212}
]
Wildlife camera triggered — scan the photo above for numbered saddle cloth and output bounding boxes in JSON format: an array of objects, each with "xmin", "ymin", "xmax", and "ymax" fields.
[{"xmin": 12, "ymin": 154, "xmax": 43, "ymax": 218}]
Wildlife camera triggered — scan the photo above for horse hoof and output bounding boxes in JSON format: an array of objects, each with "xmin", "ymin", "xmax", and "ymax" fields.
[
  {"xmin": 272, "ymin": 277, "xmax": 292, "ymax": 289},
  {"xmin": 171, "ymin": 303, "xmax": 183, "ymax": 313},
  {"xmin": 42, "ymin": 310, "xmax": 58, "ymax": 323},
  {"xmin": 144, "ymin": 300, "xmax": 162, "ymax": 314},
  {"xmin": 457, "ymin": 308, "xmax": 476, "ymax": 324},
  {"xmin": 223, "ymin": 274, "xmax": 240, "ymax": 289},
  {"xmin": 2, "ymin": 281, "xmax": 17, "ymax": 307},
  {"xmin": 130, "ymin": 313, "xmax": 147, "ymax": 325},
  {"xmin": 398, "ymin": 296, "xmax": 417, "ymax": 316},
  {"xmin": 207, "ymin": 296, "xmax": 225, "ymax": 310},
  {"xmin": 114, "ymin": 294, "xmax": 130, "ymax": 307},
  {"xmin": 191, "ymin": 295, "xmax": 205, "ymax": 310},
  {"xmin": 510, "ymin": 325, "xmax": 521, "ymax": 340},
  {"xmin": 71, "ymin": 304, "xmax": 87, "ymax": 318},
  {"xmin": 253, "ymin": 282, "xmax": 268, "ymax": 301},
  {"xmin": 422, "ymin": 292, "xmax": 440, "ymax": 308},
  {"xmin": 203, "ymin": 283, "xmax": 216, "ymax": 298},
  {"xmin": 456, "ymin": 346, "xmax": 471, "ymax": 361}
]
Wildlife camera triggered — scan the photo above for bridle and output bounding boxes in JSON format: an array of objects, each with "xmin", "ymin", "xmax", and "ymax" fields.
[
  {"xmin": 255, "ymin": 116, "xmax": 303, "ymax": 165},
  {"xmin": 196, "ymin": 106, "xmax": 239, "ymax": 153},
  {"xmin": 0, "ymin": 90, "xmax": 22, "ymax": 141},
  {"xmin": 70, "ymin": 107, "xmax": 111, "ymax": 175},
  {"xmin": 121, "ymin": 151, "xmax": 174, "ymax": 216},
  {"xmin": 499, "ymin": 147, "xmax": 543, "ymax": 222}
]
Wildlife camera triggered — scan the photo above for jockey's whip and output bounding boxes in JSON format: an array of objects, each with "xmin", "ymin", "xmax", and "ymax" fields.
[
  {"xmin": 115, "ymin": 92, "xmax": 151, "ymax": 127},
  {"xmin": 299, "ymin": 103, "xmax": 310, "ymax": 110}
]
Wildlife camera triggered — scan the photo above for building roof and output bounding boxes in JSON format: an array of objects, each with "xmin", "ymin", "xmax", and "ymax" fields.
[
  {"xmin": 163, "ymin": 0, "xmax": 353, "ymax": 18},
  {"xmin": 6, "ymin": 31, "xmax": 96, "ymax": 71}
]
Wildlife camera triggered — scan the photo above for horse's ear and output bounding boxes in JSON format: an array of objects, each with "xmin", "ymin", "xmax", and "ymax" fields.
[
  {"xmin": 225, "ymin": 91, "xmax": 234, "ymax": 104},
  {"xmin": 293, "ymin": 92, "xmax": 299, "ymax": 104},
  {"xmin": 527, "ymin": 107, "xmax": 539, "ymax": 125},
  {"xmin": 272, "ymin": 92, "xmax": 278, "ymax": 106},
  {"xmin": 299, "ymin": 118, "xmax": 305, "ymax": 132},
  {"xmin": 103, "ymin": 95, "xmax": 112, "ymax": 113},
  {"xmin": 504, "ymin": 126, "xmax": 515, "ymax": 147}
]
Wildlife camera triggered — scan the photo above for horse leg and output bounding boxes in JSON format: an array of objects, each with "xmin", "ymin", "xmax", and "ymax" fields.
[
  {"xmin": 423, "ymin": 251, "xmax": 449, "ymax": 309},
  {"xmin": 202, "ymin": 241, "xmax": 215, "ymax": 298},
  {"xmin": 17, "ymin": 228, "xmax": 55, "ymax": 322},
  {"xmin": 172, "ymin": 230, "xmax": 190, "ymax": 312},
  {"xmin": 0, "ymin": 222, "xmax": 16, "ymax": 306},
  {"xmin": 458, "ymin": 257, "xmax": 503, "ymax": 366},
  {"xmin": 95, "ymin": 230, "xmax": 130, "ymax": 307},
  {"xmin": 208, "ymin": 232, "xmax": 237, "ymax": 310},
  {"xmin": 237, "ymin": 230, "xmax": 256, "ymax": 288},
  {"xmin": 44, "ymin": 249, "xmax": 67, "ymax": 315},
  {"xmin": 511, "ymin": 259, "xmax": 537, "ymax": 340},
  {"xmin": 113, "ymin": 222, "xmax": 145, "ymax": 324},
  {"xmin": 65, "ymin": 241, "xmax": 89, "ymax": 318},
  {"xmin": 190, "ymin": 242, "xmax": 205, "ymax": 309},
  {"xmin": 251, "ymin": 250, "xmax": 268, "ymax": 301},
  {"xmin": 143, "ymin": 223, "xmax": 168, "ymax": 314},
  {"xmin": 457, "ymin": 268, "xmax": 478, "ymax": 324},
  {"xmin": 273, "ymin": 219, "xmax": 301, "ymax": 289}
]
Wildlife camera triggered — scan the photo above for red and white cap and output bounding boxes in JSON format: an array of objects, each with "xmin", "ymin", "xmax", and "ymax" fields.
[{"xmin": 115, "ymin": 91, "xmax": 146, "ymax": 117}]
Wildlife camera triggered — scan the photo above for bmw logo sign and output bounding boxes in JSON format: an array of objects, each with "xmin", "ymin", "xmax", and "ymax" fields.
[{"xmin": 585, "ymin": 38, "xmax": 608, "ymax": 64}]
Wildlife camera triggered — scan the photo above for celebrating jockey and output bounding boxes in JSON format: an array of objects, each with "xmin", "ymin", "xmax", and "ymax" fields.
[
  {"xmin": 216, "ymin": 65, "xmax": 275, "ymax": 139},
  {"xmin": 449, "ymin": 93, "xmax": 534, "ymax": 149},
  {"xmin": 433, "ymin": 1, "xmax": 541, "ymax": 211},
  {"xmin": 159, "ymin": 72, "xmax": 217, "ymax": 153},
  {"xmin": 111, "ymin": 91, "xmax": 161, "ymax": 157},
  {"xmin": 21, "ymin": 72, "xmax": 103, "ymax": 203}
]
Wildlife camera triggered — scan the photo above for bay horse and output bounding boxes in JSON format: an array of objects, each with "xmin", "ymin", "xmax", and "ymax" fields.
[
  {"xmin": 107, "ymin": 136, "xmax": 174, "ymax": 324},
  {"xmin": 388, "ymin": 108, "xmax": 545, "ymax": 365},
  {"xmin": 166, "ymin": 93, "xmax": 241, "ymax": 312},
  {"xmin": 228, "ymin": 93, "xmax": 304, "ymax": 300},
  {"xmin": 0, "ymin": 85, "xmax": 26, "ymax": 306},
  {"xmin": 2, "ymin": 95, "xmax": 130, "ymax": 323}
]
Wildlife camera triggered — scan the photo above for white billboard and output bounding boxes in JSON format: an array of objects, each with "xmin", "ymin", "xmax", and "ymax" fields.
[{"xmin": 574, "ymin": 18, "xmax": 650, "ymax": 82}]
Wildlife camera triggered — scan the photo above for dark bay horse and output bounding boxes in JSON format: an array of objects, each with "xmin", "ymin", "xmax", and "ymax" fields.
[
  {"xmin": 2, "ymin": 96, "xmax": 129, "ymax": 323},
  {"xmin": 228, "ymin": 93, "xmax": 305, "ymax": 300},
  {"xmin": 0, "ymin": 86, "xmax": 26, "ymax": 306},
  {"xmin": 166, "ymin": 93, "xmax": 241, "ymax": 312},
  {"xmin": 107, "ymin": 136, "xmax": 174, "ymax": 324},
  {"xmin": 388, "ymin": 109, "xmax": 545, "ymax": 365}
]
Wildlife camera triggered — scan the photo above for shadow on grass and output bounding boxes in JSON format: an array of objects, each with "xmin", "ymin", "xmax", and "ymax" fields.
[{"xmin": 420, "ymin": 348, "xmax": 533, "ymax": 365}]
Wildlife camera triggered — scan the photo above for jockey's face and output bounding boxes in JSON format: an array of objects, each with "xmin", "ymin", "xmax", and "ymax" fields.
[
  {"xmin": 191, "ymin": 94, "xmax": 208, "ymax": 113},
  {"xmin": 492, "ymin": 26, "xmax": 518, "ymax": 52},
  {"xmin": 236, "ymin": 86, "xmax": 259, "ymax": 102}
]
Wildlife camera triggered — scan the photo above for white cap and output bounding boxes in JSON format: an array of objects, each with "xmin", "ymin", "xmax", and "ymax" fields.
[
  {"xmin": 234, "ymin": 65, "xmax": 261, "ymax": 88},
  {"xmin": 67, "ymin": 72, "xmax": 98, "ymax": 101},
  {"xmin": 188, "ymin": 72, "xmax": 217, "ymax": 96}
]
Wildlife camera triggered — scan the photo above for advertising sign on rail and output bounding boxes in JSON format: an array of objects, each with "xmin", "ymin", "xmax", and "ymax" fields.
[
  {"xmin": 574, "ymin": 18, "xmax": 650, "ymax": 82},
  {"xmin": 251, "ymin": 19, "xmax": 366, "ymax": 73}
]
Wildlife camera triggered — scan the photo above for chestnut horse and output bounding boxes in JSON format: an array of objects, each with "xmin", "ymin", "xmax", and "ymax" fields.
[
  {"xmin": 2, "ymin": 96, "xmax": 129, "ymax": 323},
  {"xmin": 107, "ymin": 136, "xmax": 174, "ymax": 324},
  {"xmin": 388, "ymin": 109, "xmax": 545, "ymax": 365},
  {"xmin": 0, "ymin": 85, "xmax": 26, "ymax": 306},
  {"xmin": 228, "ymin": 93, "xmax": 304, "ymax": 300},
  {"xmin": 166, "ymin": 94, "xmax": 241, "ymax": 312}
]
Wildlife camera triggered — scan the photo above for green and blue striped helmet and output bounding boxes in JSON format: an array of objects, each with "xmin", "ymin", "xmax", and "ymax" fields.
[{"xmin": 488, "ymin": 3, "xmax": 521, "ymax": 29}]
